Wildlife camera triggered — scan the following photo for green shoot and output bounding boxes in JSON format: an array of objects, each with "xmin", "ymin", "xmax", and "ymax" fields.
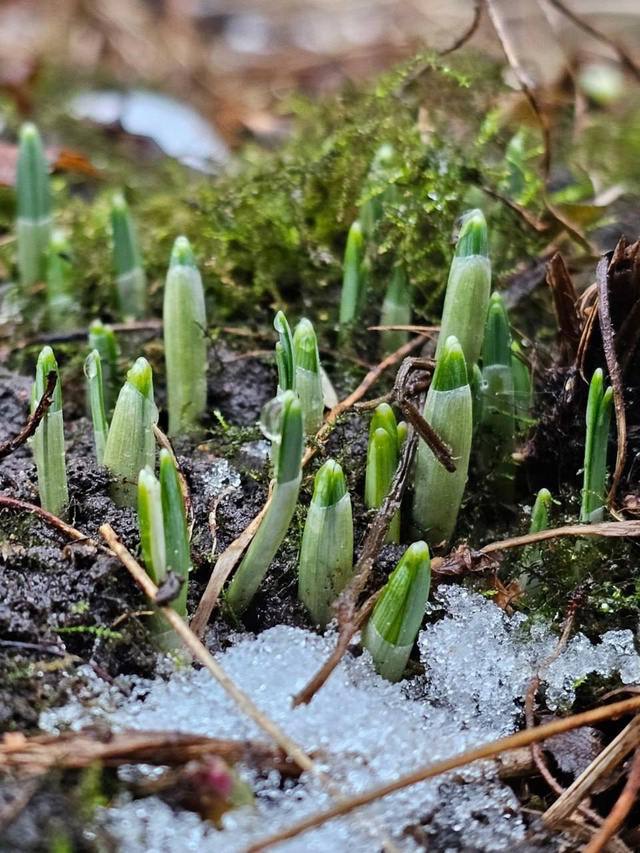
[
  {"xmin": 364, "ymin": 403, "xmax": 400, "ymax": 542},
  {"xmin": 84, "ymin": 350, "xmax": 109, "ymax": 465},
  {"xmin": 362, "ymin": 541, "xmax": 431, "ymax": 682},
  {"xmin": 412, "ymin": 336, "xmax": 472, "ymax": 546},
  {"xmin": 88, "ymin": 320, "xmax": 119, "ymax": 413},
  {"xmin": 163, "ymin": 236, "xmax": 208, "ymax": 436},
  {"xmin": 16, "ymin": 123, "xmax": 51, "ymax": 288},
  {"xmin": 479, "ymin": 292, "xmax": 515, "ymax": 448},
  {"xmin": 103, "ymin": 357, "xmax": 158, "ymax": 507},
  {"xmin": 359, "ymin": 143, "xmax": 399, "ymax": 237},
  {"xmin": 159, "ymin": 448, "xmax": 191, "ymax": 617},
  {"xmin": 436, "ymin": 208, "xmax": 491, "ymax": 368},
  {"xmin": 580, "ymin": 368, "xmax": 613, "ymax": 523},
  {"xmin": 293, "ymin": 318, "xmax": 323, "ymax": 434},
  {"xmin": 530, "ymin": 488, "xmax": 552, "ymax": 534},
  {"xmin": 380, "ymin": 264, "xmax": 411, "ymax": 354},
  {"xmin": 30, "ymin": 346, "xmax": 68, "ymax": 517},
  {"xmin": 226, "ymin": 391, "xmax": 303, "ymax": 616},
  {"xmin": 274, "ymin": 311, "xmax": 294, "ymax": 392},
  {"xmin": 110, "ymin": 193, "xmax": 146, "ymax": 318},
  {"xmin": 298, "ymin": 459, "xmax": 353, "ymax": 628},
  {"xmin": 46, "ymin": 231, "xmax": 76, "ymax": 330},
  {"xmin": 339, "ymin": 220, "xmax": 365, "ymax": 325},
  {"xmin": 511, "ymin": 340, "xmax": 533, "ymax": 432}
]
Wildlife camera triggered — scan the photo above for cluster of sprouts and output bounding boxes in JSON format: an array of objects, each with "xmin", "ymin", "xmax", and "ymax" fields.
[{"xmin": 15, "ymin": 124, "xmax": 615, "ymax": 680}]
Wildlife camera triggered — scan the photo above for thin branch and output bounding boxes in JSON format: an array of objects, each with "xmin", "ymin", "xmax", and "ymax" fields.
[
  {"xmin": 584, "ymin": 747, "xmax": 640, "ymax": 853},
  {"xmin": 0, "ymin": 495, "xmax": 100, "ymax": 548},
  {"xmin": 293, "ymin": 427, "xmax": 419, "ymax": 707},
  {"xmin": 546, "ymin": 0, "xmax": 640, "ymax": 82},
  {"xmin": 596, "ymin": 252, "xmax": 627, "ymax": 506},
  {"xmin": 0, "ymin": 371, "xmax": 57, "ymax": 461},
  {"xmin": 439, "ymin": 0, "xmax": 483, "ymax": 56},
  {"xmin": 246, "ymin": 695, "xmax": 640, "ymax": 852},
  {"xmin": 485, "ymin": 0, "xmax": 551, "ymax": 179}
]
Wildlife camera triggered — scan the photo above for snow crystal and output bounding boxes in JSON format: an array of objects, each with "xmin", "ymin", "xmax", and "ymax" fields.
[{"xmin": 40, "ymin": 586, "xmax": 640, "ymax": 852}]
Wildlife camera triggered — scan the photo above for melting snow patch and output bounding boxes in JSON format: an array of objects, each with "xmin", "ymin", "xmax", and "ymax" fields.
[{"xmin": 41, "ymin": 586, "xmax": 640, "ymax": 851}]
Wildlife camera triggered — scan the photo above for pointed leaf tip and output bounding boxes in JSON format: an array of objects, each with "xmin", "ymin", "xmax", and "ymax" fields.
[
  {"xmin": 170, "ymin": 235, "xmax": 196, "ymax": 268},
  {"xmin": 455, "ymin": 208, "xmax": 488, "ymax": 258},
  {"xmin": 432, "ymin": 335, "xmax": 468, "ymax": 391}
]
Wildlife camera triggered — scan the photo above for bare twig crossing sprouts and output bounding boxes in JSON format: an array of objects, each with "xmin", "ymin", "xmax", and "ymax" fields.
[{"xmin": 226, "ymin": 391, "xmax": 303, "ymax": 616}]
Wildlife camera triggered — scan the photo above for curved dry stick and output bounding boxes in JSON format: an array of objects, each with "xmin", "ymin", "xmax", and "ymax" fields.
[
  {"xmin": 247, "ymin": 696, "xmax": 640, "ymax": 852},
  {"xmin": 0, "ymin": 371, "xmax": 57, "ymax": 461},
  {"xmin": 439, "ymin": 0, "xmax": 483, "ymax": 56},
  {"xmin": 596, "ymin": 253, "xmax": 627, "ymax": 507}
]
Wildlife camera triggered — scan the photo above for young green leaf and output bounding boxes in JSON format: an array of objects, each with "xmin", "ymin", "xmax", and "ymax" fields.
[
  {"xmin": 30, "ymin": 346, "xmax": 68, "ymax": 517},
  {"xmin": 436, "ymin": 208, "xmax": 491, "ymax": 368},
  {"xmin": 580, "ymin": 368, "xmax": 613, "ymax": 523},
  {"xmin": 46, "ymin": 231, "xmax": 76, "ymax": 331},
  {"xmin": 163, "ymin": 236, "xmax": 208, "ymax": 436},
  {"xmin": 530, "ymin": 488, "xmax": 552, "ymax": 534},
  {"xmin": 380, "ymin": 264, "xmax": 411, "ymax": 354},
  {"xmin": 339, "ymin": 220, "xmax": 365, "ymax": 325},
  {"xmin": 364, "ymin": 403, "xmax": 400, "ymax": 542},
  {"xmin": 274, "ymin": 311, "xmax": 294, "ymax": 392},
  {"xmin": 103, "ymin": 357, "xmax": 158, "ymax": 507},
  {"xmin": 88, "ymin": 320, "xmax": 119, "ymax": 413},
  {"xmin": 84, "ymin": 350, "xmax": 109, "ymax": 465},
  {"xmin": 159, "ymin": 448, "xmax": 190, "ymax": 618},
  {"xmin": 412, "ymin": 336, "xmax": 472, "ymax": 545},
  {"xmin": 362, "ymin": 541, "xmax": 431, "ymax": 682},
  {"xmin": 298, "ymin": 459, "xmax": 353, "ymax": 628},
  {"xmin": 293, "ymin": 318, "xmax": 323, "ymax": 435}
]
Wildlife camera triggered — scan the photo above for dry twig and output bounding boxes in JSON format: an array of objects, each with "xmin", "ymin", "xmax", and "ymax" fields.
[
  {"xmin": 0, "ymin": 495, "xmax": 100, "ymax": 548},
  {"xmin": 247, "ymin": 696, "xmax": 640, "ymax": 851},
  {"xmin": 191, "ymin": 334, "xmax": 430, "ymax": 634},
  {"xmin": 0, "ymin": 371, "xmax": 57, "ymax": 461}
]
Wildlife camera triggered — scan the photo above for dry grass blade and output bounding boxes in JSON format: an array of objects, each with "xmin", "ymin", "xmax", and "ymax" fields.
[
  {"xmin": 544, "ymin": 716, "xmax": 640, "ymax": 828},
  {"xmin": 596, "ymin": 252, "xmax": 627, "ymax": 506},
  {"xmin": 584, "ymin": 747, "xmax": 640, "ymax": 853},
  {"xmin": 0, "ymin": 370, "xmax": 57, "ymax": 461},
  {"xmin": 0, "ymin": 729, "xmax": 295, "ymax": 776},
  {"xmin": 191, "ymin": 334, "xmax": 429, "ymax": 634},
  {"xmin": 246, "ymin": 696, "xmax": 640, "ymax": 852}
]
